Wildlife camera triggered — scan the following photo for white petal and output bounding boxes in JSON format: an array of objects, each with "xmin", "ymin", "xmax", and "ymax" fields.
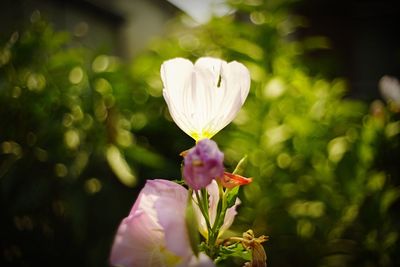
[
  {"xmin": 206, "ymin": 180, "xmax": 220, "ymax": 226},
  {"xmin": 227, "ymin": 61, "xmax": 251, "ymax": 104},
  {"xmin": 206, "ymin": 180, "xmax": 240, "ymax": 237},
  {"xmin": 219, "ymin": 198, "xmax": 241, "ymax": 235},
  {"xmin": 206, "ymin": 60, "xmax": 250, "ymax": 135},
  {"xmin": 192, "ymin": 180, "xmax": 219, "ymax": 238},
  {"xmin": 193, "ymin": 180, "xmax": 240, "ymax": 238},
  {"xmin": 161, "ymin": 57, "xmax": 250, "ymax": 140},
  {"xmin": 192, "ymin": 195, "xmax": 208, "ymax": 239},
  {"xmin": 194, "ymin": 57, "xmax": 225, "ymax": 89},
  {"xmin": 161, "ymin": 58, "xmax": 196, "ymax": 136}
]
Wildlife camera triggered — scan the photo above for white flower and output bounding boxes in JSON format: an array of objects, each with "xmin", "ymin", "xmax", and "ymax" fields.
[
  {"xmin": 161, "ymin": 57, "xmax": 250, "ymax": 141},
  {"xmin": 379, "ymin": 75, "xmax": 400, "ymax": 108}
]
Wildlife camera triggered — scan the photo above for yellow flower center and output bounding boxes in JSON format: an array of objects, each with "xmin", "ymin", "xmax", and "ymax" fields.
[{"xmin": 191, "ymin": 131, "xmax": 215, "ymax": 142}]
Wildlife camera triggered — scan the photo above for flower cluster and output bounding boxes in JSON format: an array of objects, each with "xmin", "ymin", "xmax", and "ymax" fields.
[{"xmin": 110, "ymin": 57, "xmax": 267, "ymax": 267}]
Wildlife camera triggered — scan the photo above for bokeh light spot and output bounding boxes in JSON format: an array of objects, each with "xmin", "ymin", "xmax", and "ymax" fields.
[
  {"xmin": 328, "ymin": 137, "xmax": 348, "ymax": 163},
  {"xmin": 385, "ymin": 121, "xmax": 400, "ymax": 138},
  {"xmin": 85, "ymin": 178, "xmax": 102, "ymax": 194},
  {"xmin": 74, "ymin": 22, "xmax": 89, "ymax": 37},
  {"xmin": 0, "ymin": 49, "xmax": 11, "ymax": 66},
  {"xmin": 367, "ymin": 172, "xmax": 386, "ymax": 192},
  {"xmin": 297, "ymin": 219, "xmax": 315, "ymax": 238},
  {"xmin": 131, "ymin": 113, "xmax": 148, "ymax": 130},
  {"xmin": 30, "ymin": 10, "xmax": 41, "ymax": 23},
  {"xmin": 263, "ymin": 78, "xmax": 286, "ymax": 99},
  {"xmin": 34, "ymin": 147, "xmax": 48, "ymax": 162},
  {"xmin": 94, "ymin": 100, "xmax": 108, "ymax": 121},
  {"xmin": 12, "ymin": 86, "xmax": 21, "ymax": 98},
  {"xmin": 342, "ymin": 205, "xmax": 359, "ymax": 223},
  {"xmin": 106, "ymin": 145, "xmax": 136, "ymax": 187},
  {"xmin": 92, "ymin": 55, "xmax": 109, "ymax": 73},
  {"xmin": 1, "ymin": 141, "xmax": 22, "ymax": 157},
  {"xmin": 64, "ymin": 129, "xmax": 80, "ymax": 149},
  {"xmin": 14, "ymin": 216, "xmax": 34, "ymax": 231},
  {"xmin": 27, "ymin": 73, "xmax": 46, "ymax": 92},
  {"xmin": 277, "ymin": 153, "xmax": 291, "ymax": 169},
  {"xmin": 116, "ymin": 130, "xmax": 134, "ymax": 147},
  {"xmin": 69, "ymin": 67, "xmax": 84, "ymax": 84},
  {"xmin": 264, "ymin": 124, "xmax": 292, "ymax": 147},
  {"xmin": 179, "ymin": 34, "xmax": 199, "ymax": 51},
  {"xmin": 62, "ymin": 113, "xmax": 73, "ymax": 127},
  {"xmin": 71, "ymin": 105, "xmax": 84, "ymax": 121},
  {"xmin": 250, "ymin": 11, "xmax": 265, "ymax": 25},
  {"xmin": 94, "ymin": 78, "xmax": 113, "ymax": 96},
  {"xmin": 54, "ymin": 163, "xmax": 68, "ymax": 177}
]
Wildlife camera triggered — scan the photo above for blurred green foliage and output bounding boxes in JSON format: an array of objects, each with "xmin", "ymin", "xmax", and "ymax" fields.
[
  {"xmin": 0, "ymin": 13, "xmax": 184, "ymax": 267},
  {"xmin": 1, "ymin": 0, "xmax": 400, "ymax": 266}
]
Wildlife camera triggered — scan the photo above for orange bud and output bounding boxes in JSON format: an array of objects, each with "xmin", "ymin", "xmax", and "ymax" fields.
[{"xmin": 220, "ymin": 172, "xmax": 252, "ymax": 188}]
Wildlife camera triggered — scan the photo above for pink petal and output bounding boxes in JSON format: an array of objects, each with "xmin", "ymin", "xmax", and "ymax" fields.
[
  {"xmin": 188, "ymin": 253, "xmax": 216, "ymax": 267},
  {"xmin": 110, "ymin": 211, "xmax": 164, "ymax": 267},
  {"xmin": 154, "ymin": 187, "xmax": 190, "ymax": 260},
  {"xmin": 111, "ymin": 180, "xmax": 188, "ymax": 266}
]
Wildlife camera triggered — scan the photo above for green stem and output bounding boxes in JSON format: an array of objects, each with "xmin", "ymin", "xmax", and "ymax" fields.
[
  {"xmin": 194, "ymin": 190, "xmax": 212, "ymax": 231},
  {"xmin": 207, "ymin": 182, "xmax": 228, "ymax": 257},
  {"xmin": 194, "ymin": 183, "xmax": 231, "ymax": 258},
  {"xmin": 215, "ymin": 183, "xmax": 228, "ymax": 234}
]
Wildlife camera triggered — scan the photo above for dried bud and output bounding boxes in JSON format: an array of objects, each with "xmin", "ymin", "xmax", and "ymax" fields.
[{"xmin": 241, "ymin": 230, "xmax": 269, "ymax": 267}]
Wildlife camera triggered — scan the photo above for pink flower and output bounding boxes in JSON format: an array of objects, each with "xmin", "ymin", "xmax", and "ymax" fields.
[
  {"xmin": 110, "ymin": 179, "xmax": 215, "ymax": 267},
  {"xmin": 183, "ymin": 139, "xmax": 224, "ymax": 190}
]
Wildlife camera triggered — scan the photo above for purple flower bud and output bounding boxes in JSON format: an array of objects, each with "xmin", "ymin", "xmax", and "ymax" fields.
[{"xmin": 183, "ymin": 139, "xmax": 224, "ymax": 190}]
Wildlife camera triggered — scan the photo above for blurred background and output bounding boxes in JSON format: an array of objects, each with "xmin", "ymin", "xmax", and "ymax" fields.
[{"xmin": 1, "ymin": 0, "xmax": 400, "ymax": 266}]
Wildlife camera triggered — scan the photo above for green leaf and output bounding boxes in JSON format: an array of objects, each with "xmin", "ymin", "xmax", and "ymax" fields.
[
  {"xmin": 233, "ymin": 155, "xmax": 248, "ymax": 175},
  {"xmin": 226, "ymin": 186, "xmax": 240, "ymax": 209},
  {"xmin": 225, "ymin": 155, "xmax": 248, "ymax": 208},
  {"xmin": 216, "ymin": 242, "xmax": 251, "ymax": 263},
  {"xmin": 171, "ymin": 179, "xmax": 186, "ymax": 186}
]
